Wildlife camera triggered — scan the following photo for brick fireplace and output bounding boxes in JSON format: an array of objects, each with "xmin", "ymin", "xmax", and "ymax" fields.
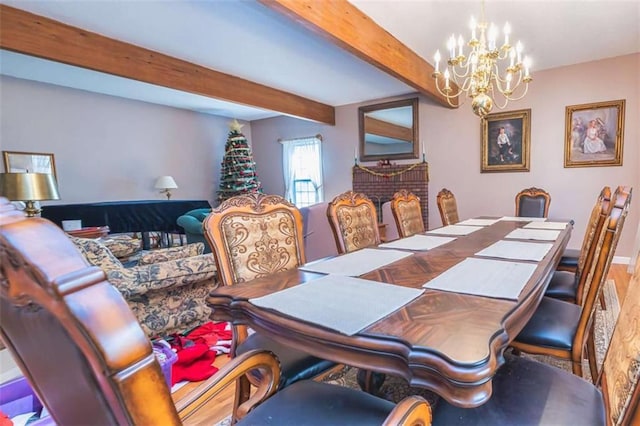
[{"xmin": 352, "ymin": 162, "xmax": 429, "ymax": 229}]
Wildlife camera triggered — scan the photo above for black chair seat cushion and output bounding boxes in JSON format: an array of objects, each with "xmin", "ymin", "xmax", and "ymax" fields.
[
  {"xmin": 558, "ymin": 247, "xmax": 580, "ymax": 270},
  {"xmin": 432, "ymin": 355, "xmax": 605, "ymax": 425},
  {"xmin": 514, "ymin": 297, "xmax": 581, "ymax": 350},
  {"xmin": 237, "ymin": 332, "xmax": 335, "ymax": 388},
  {"xmin": 238, "ymin": 379, "xmax": 395, "ymax": 425},
  {"xmin": 544, "ymin": 271, "xmax": 577, "ymax": 300}
]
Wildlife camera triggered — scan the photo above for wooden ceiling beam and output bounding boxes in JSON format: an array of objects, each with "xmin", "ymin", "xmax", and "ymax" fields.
[
  {"xmin": 258, "ymin": 0, "xmax": 458, "ymax": 108},
  {"xmin": 364, "ymin": 116, "xmax": 413, "ymax": 142},
  {"xmin": 0, "ymin": 4, "xmax": 335, "ymax": 125}
]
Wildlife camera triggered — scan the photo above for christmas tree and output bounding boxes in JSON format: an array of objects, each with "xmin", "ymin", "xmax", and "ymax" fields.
[{"xmin": 217, "ymin": 119, "xmax": 263, "ymax": 203}]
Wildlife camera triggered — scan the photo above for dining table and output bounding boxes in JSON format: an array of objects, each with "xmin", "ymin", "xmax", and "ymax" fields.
[{"xmin": 206, "ymin": 217, "xmax": 572, "ymax": 408}]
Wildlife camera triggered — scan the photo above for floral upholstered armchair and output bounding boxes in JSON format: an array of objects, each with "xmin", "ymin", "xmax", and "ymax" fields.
[{"xmin": 70, "ymin": 237, "xmax": 217, "ymax": 337}]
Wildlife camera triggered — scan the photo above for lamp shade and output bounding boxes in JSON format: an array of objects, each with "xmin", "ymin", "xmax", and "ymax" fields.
[
  {"xmin": 154, "ymin": 176, "xmax": 178, "ymax": 190},
  {"xmin": 0, "ymin": 173, "xmax": 60, "ymax": 201}
]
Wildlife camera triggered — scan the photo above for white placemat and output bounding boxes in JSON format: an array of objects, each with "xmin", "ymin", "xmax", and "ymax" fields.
[
  {"xmin": 379, "ymin": 235, "xmax": 456, "ymax": 251},
  {"xmin": 251, "ymin": 275, "xmax": 424, "ymax": 335},
  {"xmin": 504, "ymin": 228, "xmax": 561, "ymax": 241},
  {"xmin": 523, "ymin": 221, "xmax": 570, "ymax": 230},
  {"xmin": 426, "ymin": 225, "xmax": 483, "ymax": 236},
  {"xmin": 457, "ymin": 218, "xmax": 500, "ymax": 227},
  {"xmin": 499, "ymin": 216, "xmax": 547, "ymax": 222},
  {"xmin": 423, "ymin": 258, "xmax": 537, "ymax": 300},
  {"xmin": 475, "ymin": 240, "xmax": 554, "ymax": 262},
  {"xmin": 299, "ymin": 248, "xmax": 412, "ymax": 276}
]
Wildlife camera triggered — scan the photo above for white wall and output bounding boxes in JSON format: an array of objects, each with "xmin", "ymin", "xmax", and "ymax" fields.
[
  {"xmin": 0, "ymin": 75, "xmax": 250, "ymax": 206},
  {"xmin": 251, "ymin": 53, "xmax": 640, "ymax": 257}
]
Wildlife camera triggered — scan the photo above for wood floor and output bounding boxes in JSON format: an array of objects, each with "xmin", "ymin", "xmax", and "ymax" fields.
[{"xmin": 174, "ymin": 264, "xmax": 633, "ymax": 424}]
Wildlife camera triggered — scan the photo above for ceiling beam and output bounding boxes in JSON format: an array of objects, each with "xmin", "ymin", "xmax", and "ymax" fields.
[
  {"xmin": 0, "ymin": 4, "xmax": 335, "ymax": 125},
  {"xmin": 258, "ymin": 0, "xmax": 458, "ymax": 108},
  {"xmin": 364, "ymin": 116, "xmax": 412, "ymax": 142}
]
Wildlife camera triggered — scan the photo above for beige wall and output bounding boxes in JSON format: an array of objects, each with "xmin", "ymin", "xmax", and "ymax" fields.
[
  {"xmin": 0, "ymin": 75, "xmax": 249, "ymax": 206},
  {"xmin": 1, "ymin": 55, "xmax": 637, "ymax": 257},
  {"xmin": 251, "ymin": 53, "xmax": 639, "ymax": 257}
]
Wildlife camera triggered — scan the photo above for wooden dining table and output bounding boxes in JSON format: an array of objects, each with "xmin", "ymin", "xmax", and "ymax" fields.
[{"xmin": 206, "ymin": 218, "xmax": 572, "ymax": 408}]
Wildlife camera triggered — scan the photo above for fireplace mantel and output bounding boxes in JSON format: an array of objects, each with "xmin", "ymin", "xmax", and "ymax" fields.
[{"xmin": 352, "ymin": 162, "xmax": 429, "ymax": 229}]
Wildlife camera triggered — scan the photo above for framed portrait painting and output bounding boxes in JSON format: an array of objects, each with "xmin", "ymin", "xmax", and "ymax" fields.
[
  {"xmin": 2, "ymin": 151, "xmax": 57, "ymax": 180},
  {"xmin": 481, "ymin": 109, "xmax": 531, "ymax": 173},
  {"xmin": 564, "ymin": 99, "xmax": 625, "ymax": 168}
]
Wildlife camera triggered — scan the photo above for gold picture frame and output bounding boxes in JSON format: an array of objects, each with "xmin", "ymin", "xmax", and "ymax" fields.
[
  {"xmin": 2, "ymin": 151, "xmax": 57, "ymax": 180},
  {"xmin": 481, "ymin": 109, "xmax": 531, "ymax": 173},
  {"xmin": 564, "ymin": 99, "xmax": 625, "ymax": 168}
]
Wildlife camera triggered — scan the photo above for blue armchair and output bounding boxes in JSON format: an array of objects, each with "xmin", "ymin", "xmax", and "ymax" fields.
[{"xmin": 177, "ymin": 208, "xmax": 212, "ymax": 253}]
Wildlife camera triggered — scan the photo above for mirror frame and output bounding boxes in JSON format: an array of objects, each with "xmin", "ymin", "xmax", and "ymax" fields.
[{"xmin": 358, "ymin": 97, "xmax": 419, "ymax": 162}]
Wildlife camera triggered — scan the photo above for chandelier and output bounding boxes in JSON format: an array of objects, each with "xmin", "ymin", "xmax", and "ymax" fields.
[{"xmin": 431, "ymin": 1, "xmax": 532, "ymax": 117}]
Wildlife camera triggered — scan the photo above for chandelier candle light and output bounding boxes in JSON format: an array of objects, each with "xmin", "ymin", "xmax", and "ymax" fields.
[{"xmin": 432, "ymin": 2, "xmax": 532, "ymax": 117}]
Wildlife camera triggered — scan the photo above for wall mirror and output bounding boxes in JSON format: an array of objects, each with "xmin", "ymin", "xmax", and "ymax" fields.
[{"xmin": 359, "ymin": 97, "xmax": 419, "ymax": 162}]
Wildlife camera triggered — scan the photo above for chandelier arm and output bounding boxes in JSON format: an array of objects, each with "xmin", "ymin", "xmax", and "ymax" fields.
[
  {"xmin": 505, "ymin": 83, "xmax": 530, "ymax": 101},
  {"xmin": 433, "ymin": 77, "xmax": 465, "ymax": 101},
  {"xmin": 450, "ymin": 60, "xmax": 473, "ymax": 80}
]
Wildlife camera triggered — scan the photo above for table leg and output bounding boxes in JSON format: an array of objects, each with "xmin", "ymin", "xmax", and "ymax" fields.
[{"xmin": 356, "ymin": 369, "xmax": 386, "ymax": 395}]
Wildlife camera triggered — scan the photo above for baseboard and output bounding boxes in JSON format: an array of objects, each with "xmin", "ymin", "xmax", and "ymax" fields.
[{"xmin": 613, "ymin": 256, "xmax": 630, "ymax": 264}]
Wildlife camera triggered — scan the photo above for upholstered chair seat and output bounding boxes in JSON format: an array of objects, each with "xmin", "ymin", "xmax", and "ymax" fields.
[
  {"xmin": 433, "ymin": 355, "xmax": 605, "ymax": 425},
  {"xmin": 71, "ymin": 237, "xmax": 217, "ymax": 337},
  {"xmin": 557, "ymin": 247, "xmax": 580, "ymax": 272},
  {"xmin": 544, "ymin": 271, "xmax": 578, "ymax": 301},
  {"xmin": 240, "ymin": 379, "xmax": 400, "ymax": 425},
  {"xmin": 515, "ymin": 297, "xmax": 581, "ymax": 349}
]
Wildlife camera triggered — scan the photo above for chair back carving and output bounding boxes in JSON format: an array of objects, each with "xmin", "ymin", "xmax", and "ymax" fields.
[
  {"xmin": 436, "ymin": 188, "xmax": 459, "ymax": 226},
  {"xmin": 326, "ymin": 191, "xmax": 380, "ymax": 254},
  {"xmin": 601, "ymin": 254, "xmax": 640, "ymax": 425},
  {"xmin": 515, "ymin": 187, "xmax": 551, "ymax": 218},
  {"xmin": 573, "ymin": 187, "xmax": 632, "ymax": 380},
  {"xmin": 390, "ymin": 190, "xmax": 425, "ymax": 238},
  {"xmin": 0, "ymin": 198, "xmax": 181, "ymax": 425},
  {"xmin": 203, "ymin": 193, "xmax": 306, "ymax": 287}
]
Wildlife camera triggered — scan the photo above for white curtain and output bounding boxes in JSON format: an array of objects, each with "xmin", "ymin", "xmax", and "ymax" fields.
[{"xmin": 281, "ymin": 136, "xmax": 323, "ymax": 203}]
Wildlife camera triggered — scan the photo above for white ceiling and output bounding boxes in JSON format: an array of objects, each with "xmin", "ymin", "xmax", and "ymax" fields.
[{"xmin": 1, "ymin": 0, "xmax": 638, "ymax": 122}]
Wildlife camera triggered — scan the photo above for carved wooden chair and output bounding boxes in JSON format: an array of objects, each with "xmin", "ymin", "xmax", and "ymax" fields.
[
  {"xmin": 545, "ymin": 186, "xmax": 612, "ymax": 304},
  {"xmin": 436, "ymin": 188, "xmax": 459, "ymax": 226},
  {"xmin": 433, "ymin": 254, "xmax": 640, "ymax": 425},
  {"xmin": 326, "ymin": 190, "xmax": 380, "ymax": 254},
  {"xmin": 515, "ymin": 187, "xmax": 551, "ymax": 218},
  {"xmin": 0, "ymin": 197, "xmax": 431, "ymax": 426},
  {"xmin": 390, "ymin": 190, "xmax": 425, "ymax": 238},
  {"xmin": 511, "ymin": 186, "xmax": 632, "ymax": 381},
  {"xmin": 202, "ymin": 193, "xmax": 335, "ymax": 389}
]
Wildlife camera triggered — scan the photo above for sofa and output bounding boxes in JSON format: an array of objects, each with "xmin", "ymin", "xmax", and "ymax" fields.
[
  {"xmin": 177, "ymin": 208, "xmax": 212, "ymax": 253},
  {"xmin": 70, "ymin": 237, "xmax": 217, "ymax": 337}
]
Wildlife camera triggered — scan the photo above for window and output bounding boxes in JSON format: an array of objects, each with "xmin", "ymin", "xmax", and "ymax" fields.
[{"xmin": 281, "ymin": 135, "xmax": 323, "ymax": 208}]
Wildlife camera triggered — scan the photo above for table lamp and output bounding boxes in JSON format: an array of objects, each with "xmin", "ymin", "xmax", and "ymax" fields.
[
  {"xmin": 0, "ymin": 173, "xmax": 60, "ymax": 217},
  {"xmin": 155, "ymin": 176, "xmax": 178, "ymax": 200}
]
